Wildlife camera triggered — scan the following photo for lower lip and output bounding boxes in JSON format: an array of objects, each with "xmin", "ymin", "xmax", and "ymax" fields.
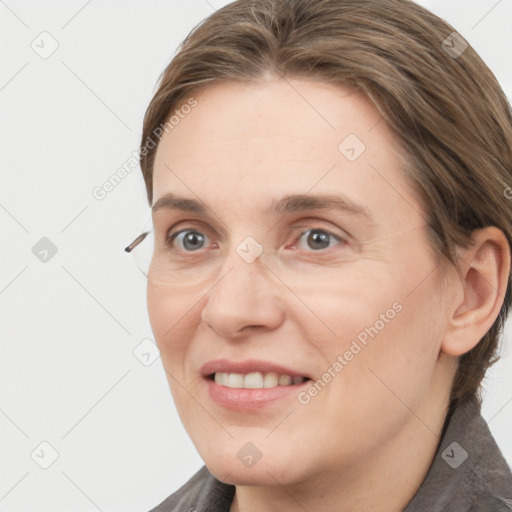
[{"xmin": 206, "ymin": 378, "xmax": 310, "ymax": 411}]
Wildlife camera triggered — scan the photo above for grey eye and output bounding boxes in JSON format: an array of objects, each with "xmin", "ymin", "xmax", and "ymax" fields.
[
  {"xmin": 173, "ymin": 230, "xmax": 208, "ymax": 251},
  {"xmin": 297, "ymin": 229, "xmax": 342, "ymax": 251}
]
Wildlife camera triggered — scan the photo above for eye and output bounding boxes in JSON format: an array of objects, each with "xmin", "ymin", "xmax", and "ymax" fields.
[
  {"xmin": 168, "ymin": 229, "xmax": 213, "ymax": 252},
  {"xmin": 294, "ymin": 228, "xmax": 346, "ymax": 251}
]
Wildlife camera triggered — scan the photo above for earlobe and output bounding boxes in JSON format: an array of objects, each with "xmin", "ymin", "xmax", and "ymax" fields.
[{"xmin": 441, "ymin": 226, "xmax": 510, "ymax": 357}]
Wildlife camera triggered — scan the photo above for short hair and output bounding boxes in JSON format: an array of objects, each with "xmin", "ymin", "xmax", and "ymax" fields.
[{"xmin": 139, "ymin": 0, "xmax": 512, "ymax": 409}]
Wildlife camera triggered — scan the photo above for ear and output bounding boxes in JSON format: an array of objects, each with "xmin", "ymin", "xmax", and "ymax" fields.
[{"xmin": 441, "ymin": 226, "xmax": 511, "ymax": 357}]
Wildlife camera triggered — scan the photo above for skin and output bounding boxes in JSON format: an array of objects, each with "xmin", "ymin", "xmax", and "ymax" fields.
[{"xmin": 147, "ymin": 76, "xmax": 510, "ymax": 512}]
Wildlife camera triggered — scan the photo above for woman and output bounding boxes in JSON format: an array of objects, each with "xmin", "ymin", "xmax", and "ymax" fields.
[{"xmin": 126, "ymin": 0, "xmax": 512, "ymax": 509}]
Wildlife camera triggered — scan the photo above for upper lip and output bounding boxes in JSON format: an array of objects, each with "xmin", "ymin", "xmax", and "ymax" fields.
[{"xmin": 201, "ymin": 359, "xmax": 312, "ymax": 380}]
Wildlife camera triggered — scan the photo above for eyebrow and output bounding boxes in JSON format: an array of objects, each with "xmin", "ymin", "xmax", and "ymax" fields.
[{"xmin": 152, "ymin": 192, "xmax": 375, "ymax": 224}]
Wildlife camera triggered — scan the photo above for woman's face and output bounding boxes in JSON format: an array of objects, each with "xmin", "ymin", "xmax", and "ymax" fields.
[{"xmin": 147, "ymin": 77, "xmax": 455, "ymax": 486}]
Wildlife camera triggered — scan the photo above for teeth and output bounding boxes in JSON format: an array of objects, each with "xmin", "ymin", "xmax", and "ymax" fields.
[
  {"xmin": 214, "ymin": 372, "xmax": 306, "ymax": 389},
  {"xmin": 227, "ymin": 373, "xmax": 244, "ymax": 388},
  {"xmin": 279, "ymin": 375, "xmax": 292, "ymax": 386},
  {"xmin": 214, "ymin": 372, "xmax": 226, "ymax": 386},
  {"xmin": 244, "ymin": 372, "xmax": 264, "ymax": 389},
  {"xmin": 263, "ymin": 372, "xmax": 279, "ymax": 388}
]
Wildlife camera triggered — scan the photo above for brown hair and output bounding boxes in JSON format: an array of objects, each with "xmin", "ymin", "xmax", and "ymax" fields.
[{"xmin": 139, "ymin": 0, "xmax": 512, "ymax": 408}]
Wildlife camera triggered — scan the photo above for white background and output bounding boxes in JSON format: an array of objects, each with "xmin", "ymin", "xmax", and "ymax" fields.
[{"xmin": 0, "ymin": 1, "xmax": 511, "ymax": 510}]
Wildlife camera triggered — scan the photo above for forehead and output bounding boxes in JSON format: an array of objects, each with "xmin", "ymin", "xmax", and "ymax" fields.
[
  {"xmin": 152, "ymin": 78, "xmax": 425, "ymax": 230},
  {"xmin": 156, "ymin": 78, "xmax": 383, "ymax": 160}
]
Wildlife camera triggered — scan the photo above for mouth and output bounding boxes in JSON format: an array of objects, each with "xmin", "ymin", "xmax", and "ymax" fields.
[
  {"xmin": 201, "ymin": 359, "xmax": 313, "ymax": 411},
  {"xmin": 208, "ymin": 371, "xmax": 310, "ymax": 389}
]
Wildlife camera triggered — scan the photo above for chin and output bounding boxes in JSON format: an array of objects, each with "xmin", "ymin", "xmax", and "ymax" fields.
[
  {"xmin": 202, "ymin": 449, "xmax": 312, "ymax": 488},
  {"xmin": 209, "ymin": 463, "xmax": 291, "ymax": 487}
]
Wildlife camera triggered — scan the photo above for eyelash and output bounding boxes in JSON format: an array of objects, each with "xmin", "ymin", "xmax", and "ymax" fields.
[{"xmin": 165, "ymin": 226, "xmax": 348, "ymax": 255}]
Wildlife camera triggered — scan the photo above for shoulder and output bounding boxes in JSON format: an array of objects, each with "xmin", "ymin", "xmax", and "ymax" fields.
[
  {"xmin": 147, "ymin": 465, "xmax": 235, "ymax": 512},
  {"xmin": 405, "ymin": 397, "xmax": 512, "ymax": 511}
]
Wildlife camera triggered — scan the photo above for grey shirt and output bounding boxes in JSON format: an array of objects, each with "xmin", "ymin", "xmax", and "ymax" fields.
[{"xmin": 149, "ymin": 397, "xmax": 512, "ymax": 511}]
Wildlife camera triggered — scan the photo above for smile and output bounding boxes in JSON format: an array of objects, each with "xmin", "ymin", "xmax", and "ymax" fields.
[
  {"xmin": 212, "ymin": 371, "xmax": 309, "ymax": 389},
  {"xmin": 200, "ymin": 359, "xmax": 313, "ymax": 411}
]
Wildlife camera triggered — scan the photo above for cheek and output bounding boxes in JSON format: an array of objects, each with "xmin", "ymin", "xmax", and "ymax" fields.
[
  {"xmin": 147, "ymin": 284, "xmax": 200, "ymax": 364},
  {"xmin": 298, "ymin": 293, "xmax": 443, "ymax": 459},
  {"xmin": 147, "ymin": 284, "xmax": 203, "ymax": 418},
  {"xmin": 147, "ymin": 284, "xmax": 172, "ymax": 344},
  {"xmin": 309, "ymin": 259, "xmax": 444, "ymax": 397},
  {"xmin": 340, "ymin": 278, "xmax": 443, "ymax": 411}
]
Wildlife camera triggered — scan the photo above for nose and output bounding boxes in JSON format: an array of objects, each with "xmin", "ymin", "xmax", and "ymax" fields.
[{"xmin": 200, "ymin": 250, "xmax": 286, "ymax": 339}]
